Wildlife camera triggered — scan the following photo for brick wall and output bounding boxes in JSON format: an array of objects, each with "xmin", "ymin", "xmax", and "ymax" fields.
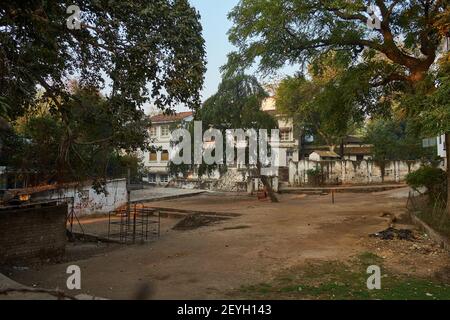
[{"xmin": 0, "ymin": 203, "xmax": 67, "ymax": 265}]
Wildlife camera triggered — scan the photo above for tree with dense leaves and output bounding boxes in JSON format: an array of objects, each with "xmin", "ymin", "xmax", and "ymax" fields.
[
  {"xmin": 0, "ymin": 0, "xmax": 206, "ymax": 184},
  {"xmin": 170, "ymin": 74, "xmax": 279, "ymax": 202},
  {"xmin": 364, "ymin": 118, "xmax": 437, "ymax": 182},
  {"xmin": 1, "ymin": 87, "xmax": 149, "ymax": 191},
  {"xmin": 225, "ymin": 0, "xmax": 450, "ymax": 213},
  {"xmin": 276, "ymin": 51, "xmax": 368, "ymax": 151}
]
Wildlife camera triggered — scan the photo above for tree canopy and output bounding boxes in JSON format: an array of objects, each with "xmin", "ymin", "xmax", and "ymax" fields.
[
  {"xmin": 1, "ymin": 0, "xmax": 205, "ymax": 119},
  {"xmin": 276, "ymin": 51, "xmax": 369, "ymax": 150},
  {"xmin": 0, "ymin": 1, "xmax": 206, "ymax": 185},
  {"xmin": 225, "ymin": 0, "xmax": 447, "ymax": 85}
]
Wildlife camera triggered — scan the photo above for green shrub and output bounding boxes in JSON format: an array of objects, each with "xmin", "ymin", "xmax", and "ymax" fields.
[
  {"xmin": 306, "ymin": 167, "xmax": 321, "ymax": 177},
  {"xmin": 406, "ymin": 166, "xmax": 447, "ymax": 204}
]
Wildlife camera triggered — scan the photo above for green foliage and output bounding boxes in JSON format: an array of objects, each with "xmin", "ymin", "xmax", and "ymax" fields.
[
  {"xmin": 224, "ymin": 0, "xmax": 448, "ymax": 148},
  {"xmin": 224, "ymin": 0, "xmax": 445, "ymax": 82},
  {"xmin": 170, "ymin": 74, "xmax": 278, "ymax": 178},
  {"xmin": 2, "ymin": 88, "xmax": 150, "ymax": 188},
  {"xmin": 0, "ymin": 1, "xmax": 206, "ymax": 185},
  {"xmin": 276, "ymin": 51, "xmax": 368, "ymax": 148},
  {"xmin": 0, "ymin": 1, "xmax": 206, "ymax": 119},
  {"xmin": 199, "ymin": 74, "xmax": 276, "ymax": 130},
  {"xmin": 403, "ymin": 55, "xmax": 450, "ymax": 137},
  {"xmin": 237, "ymin": 252, "xmax": 450, "ymax": 300},
  {"xmin": 306, "ymin": 168, "xmax": 321, "ymax": 177},
  {"xmin": 406, "ymin": 166, "xmax": 447, "ymax": 196},
  {"xmin": 364, "ymin": 118, "xmax": 434, "ymax": 161}
]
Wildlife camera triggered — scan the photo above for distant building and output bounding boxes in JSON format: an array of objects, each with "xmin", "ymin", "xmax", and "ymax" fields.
[
  {"xmin": 142, "ymin": 112, "xmax": 193, "ymax": 185},
  {"xmin": 309, "ymin": 150, "xmax": 340, "ymax": 161},
  {"xmin": 301, "ymin": 135, "xmax": 373, "ymax": 161},
  {"xmin": 437, "ymin": 134, "xmax": 447, "ymax": 167},
  {"xmin": 423, "ymin": 135, "xmax": 447, "ymax": 166},
  {"xmin": 261, "ymin": 96, "xmax": 300, "ymax": 162},
  {"xmin": 437, "ymin": 135, "xmax": 446, "ymax": 158}
]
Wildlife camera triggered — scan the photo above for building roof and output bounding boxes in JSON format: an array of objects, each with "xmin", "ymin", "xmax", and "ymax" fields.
[
  {"xmin": 311, "ymin": 150, "xmax": 340, "ymax": 158},
  {"xmin": 150, "ymin": 111, "xmax": 193, "ymax": 124},
  {"xmin": 338, "ymin": 146, "xmax": 373, "ymax": 156}
]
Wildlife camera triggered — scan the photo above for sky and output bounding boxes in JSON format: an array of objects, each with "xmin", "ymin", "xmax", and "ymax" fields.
[
  {"xmin": 189, "ymin": 0, "xmax": 238, "ymax": 101},
  {"xmin": 146, "ymin": 0, "xmax": 297, "ymax": 114}
]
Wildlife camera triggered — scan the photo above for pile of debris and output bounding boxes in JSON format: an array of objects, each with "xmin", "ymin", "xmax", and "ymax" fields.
[
  {"xmin": 370, "ymin": 227, "xmax": 415, "ymax": 241},
  {"xmin": 173, "ymin": 215, "xmax": 228, "ymax": 231}
]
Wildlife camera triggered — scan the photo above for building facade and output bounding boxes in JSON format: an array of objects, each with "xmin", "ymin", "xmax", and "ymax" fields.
[
  {"xmin": 142, "ymin": 112, "xmax": 193, "ymax": 185},
  {"xmin": 437, "ymin": 134, "xmax": 446, "ymax": 158},
  {"xmin": 261, "ymin": 96, "xmax": 300, "ymax": 163}
]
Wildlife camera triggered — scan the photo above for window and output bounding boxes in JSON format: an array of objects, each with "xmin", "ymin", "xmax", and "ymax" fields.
[
  {"xmin": 161, "ymin": 150, "xmax": 169, "ymax": 161},
  {"xmin": 148, "ymin": 174, "xmax": 156, "ymax": 183},
  {"xmin": 150, "ymin": 127, "xmax": 157, "ymax": 137},
  {"xmin": 149, "ymin": 152, "xmax": 157, "ymax": 162},
  {"xmin": 160, "ymin": 175, "xmax": 169, "ymax": 183},
  {"xmin": 280, "ymin": 129, "xmax": 291, "ymax": 141},
  {"xmin": 161, "ymin": 125, "xmax": 170, "ymax": 137}
]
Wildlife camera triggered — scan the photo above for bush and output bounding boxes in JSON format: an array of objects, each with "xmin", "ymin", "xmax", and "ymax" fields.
[
  {"xmin": 307, "ymin": 167, "xmax": 323, "ymax": 186},
  {"xmin": 406, "ymin": 166, "xmax": 447, "ymax": 204}
]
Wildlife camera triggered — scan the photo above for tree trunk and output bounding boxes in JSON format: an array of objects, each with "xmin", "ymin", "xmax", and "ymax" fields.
[
  {"xmin": 260, "ymin": 175, "xmax": 279, "ymax": 203},
  {"xmin": 446, "ymin": 133, "xmax": 450, "ymax": 216}
]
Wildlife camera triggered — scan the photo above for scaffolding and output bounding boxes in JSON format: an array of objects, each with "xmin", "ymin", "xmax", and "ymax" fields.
[{"xmin": 107, "ymin": 204, "xmax": 160, "ymax": 244}]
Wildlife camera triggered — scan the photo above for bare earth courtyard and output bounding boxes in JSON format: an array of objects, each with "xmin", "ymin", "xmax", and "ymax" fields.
[{"xmin": 4, "ymin": 189, "xmax": 450, "ymax": 300}]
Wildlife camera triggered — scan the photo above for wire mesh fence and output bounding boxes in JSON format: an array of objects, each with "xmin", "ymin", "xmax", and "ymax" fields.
[{"xmin": 108, "ymin": 204, "xmax": 160, "ymax": 244}]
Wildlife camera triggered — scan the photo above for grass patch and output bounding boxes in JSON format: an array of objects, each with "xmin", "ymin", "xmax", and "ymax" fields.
[
  {"xmin": 416, "ymin": 207, "xmax": 450, "ymax": 238},
  {"xmin": 237, "ymin": 252, "xmax": 450, "ymax": 300}
]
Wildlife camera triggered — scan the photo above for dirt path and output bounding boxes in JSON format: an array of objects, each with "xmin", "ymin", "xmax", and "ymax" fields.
[{"xmin": 5, "ymin": 189, "xmax": 449, "ymax": 299}]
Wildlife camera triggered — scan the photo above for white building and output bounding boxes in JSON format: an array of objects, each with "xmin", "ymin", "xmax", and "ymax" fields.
[
  {"xmin": 437, "ymin": 135, "xmax": 446, "ymax": 157},
  {"xmin": 143, "ymin": 112, "xmax": 193, "ymax": 185},
  {"xmin": 261, "ymin": 96, "xmax": 299, "ymax": 162},
  {"xmin": 437, "ymin": 134, "xmax": 447, "ymax": 166}
]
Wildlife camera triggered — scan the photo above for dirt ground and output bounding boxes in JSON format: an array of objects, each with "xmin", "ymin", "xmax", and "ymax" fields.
[{"xmin": 4, "ymin": 188, "xmax": 450, "ymax": 299}]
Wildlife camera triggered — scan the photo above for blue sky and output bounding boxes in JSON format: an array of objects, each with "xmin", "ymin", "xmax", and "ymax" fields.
[
  {"xmin": 189, "ymin": 0, "xmax": 298, "ymax": 103},
  {"xmin": 189, "ymin": 0, "xmax": 238, "ymax": 101},
  {"xmin": 146, "ymin": 0, "xmax": 298, "ymax": 114}
]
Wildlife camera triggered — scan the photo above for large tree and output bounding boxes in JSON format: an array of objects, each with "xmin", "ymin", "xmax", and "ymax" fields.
[
  {"xmin": 1, "ymin": 87, "xmax": 150, "ymax": 190},
  {"xmin": 224, "ymin": 0, "xmax": 450, "ymax": 213},
  {"xmin": 276, "ymin": 51, "xmax": 368, "ymax": 151},
  {"xmin": 170, "ymin": 74, "xmax": 279, "ymax": 202},
  {"xmin": 0, "ymin": 0, "xmax": 206, "ymax": 182}
]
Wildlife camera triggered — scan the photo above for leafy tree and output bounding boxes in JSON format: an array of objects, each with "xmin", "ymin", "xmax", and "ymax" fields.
[
  {"xmin": 224, "ymin": 0, "xmax": 450, "ymax": 214},
  {"xmin": 0, "ymin": 1, "xmax": 206, "ymax": 182},
  {"xmin": 406, "ymin": 166, "xmax": 447, "ymax": 204},
  {"xmin": 365, "ymin": 118, "xmax": 435, "ymax": 161},
  {"xmin": 276, "ymin": 51, "xmax": 368, "ymax": 151},
  {"xmin": 170, "ymin": 74, "xmax": 279, "ymax": 202},
  {"xmin": 225, "ymin": 0, "xmax": 445, "ymax": 84},
  {"xmin": 4, "ymin": 88, "xmax": 148, "ymax": 190}
]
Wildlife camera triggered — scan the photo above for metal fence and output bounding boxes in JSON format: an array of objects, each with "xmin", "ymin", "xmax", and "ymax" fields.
[{"xmin": 108, "ymin": 204, "xmax": 160, "ymax": 244}]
